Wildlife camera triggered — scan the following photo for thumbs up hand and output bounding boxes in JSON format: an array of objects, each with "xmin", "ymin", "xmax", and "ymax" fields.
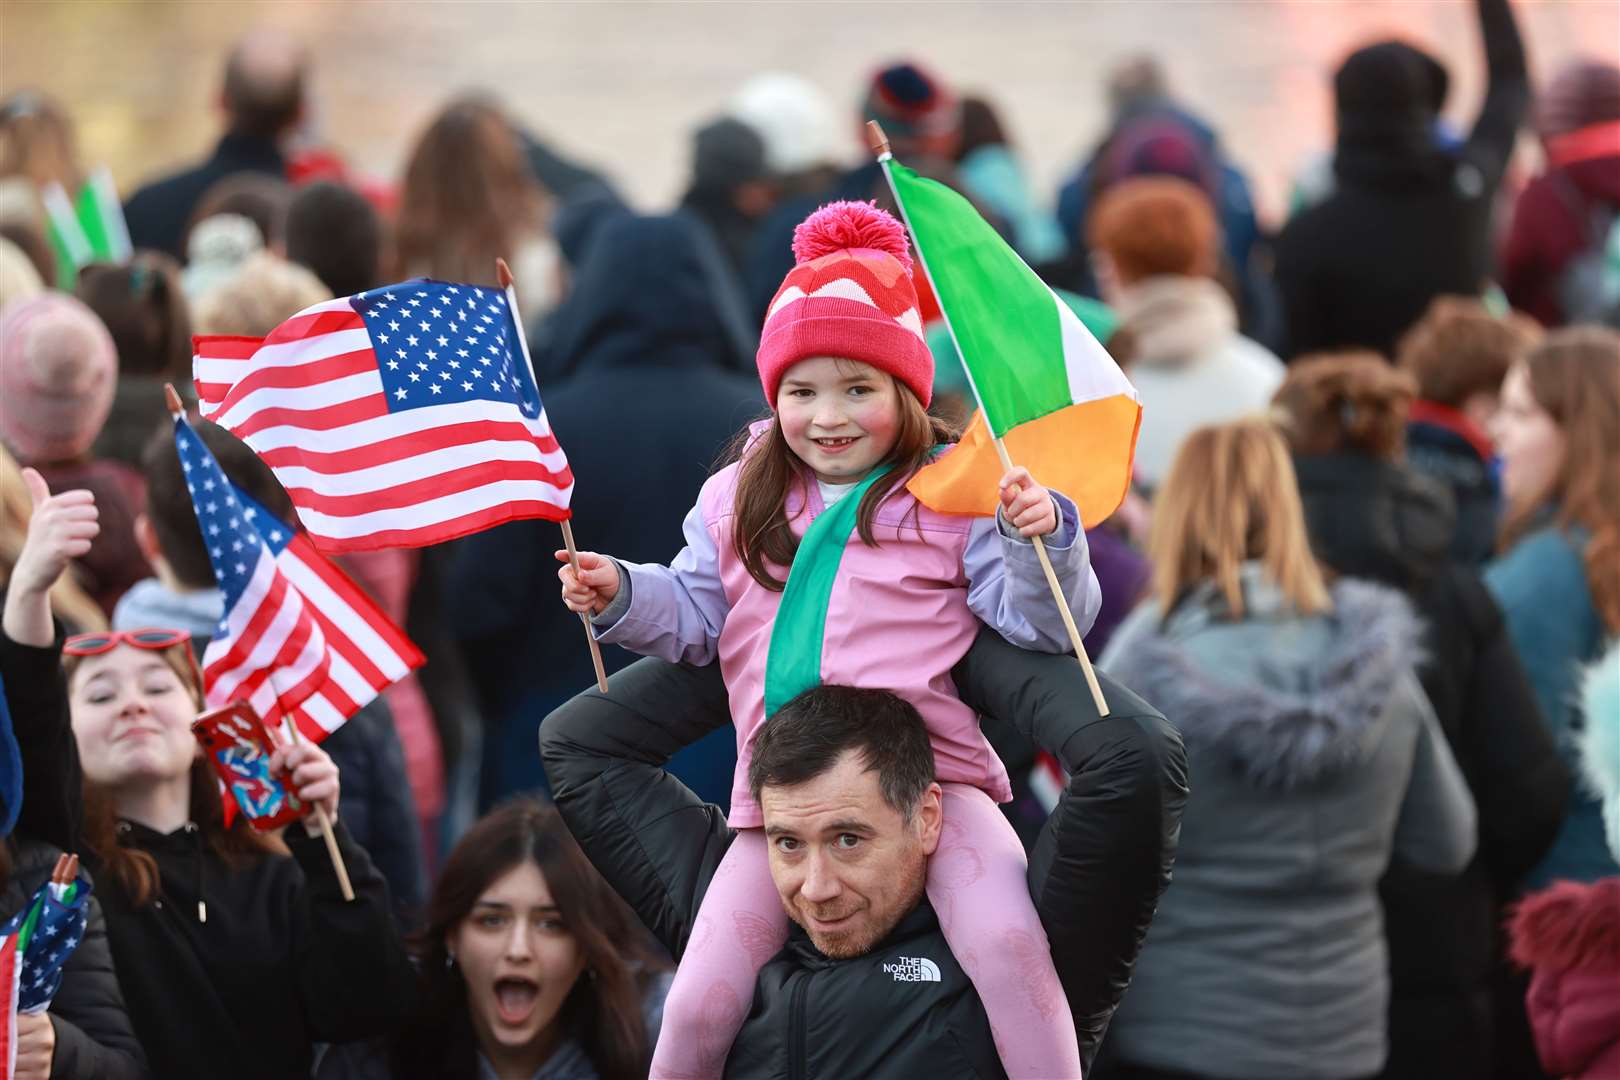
[{"xmin": 11, "ymin": 468, "xmax": 99, "ymax": 599}]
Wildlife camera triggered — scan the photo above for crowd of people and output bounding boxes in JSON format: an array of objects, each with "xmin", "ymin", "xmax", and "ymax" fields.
[{"xmin": 1, "ymin": 0, "xmax": 1618, "ymax": 1075}]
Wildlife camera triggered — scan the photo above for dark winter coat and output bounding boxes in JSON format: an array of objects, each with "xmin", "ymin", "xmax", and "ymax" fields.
[
  {"xmin": 1292, "ymin": 453, "xmax": 1570, "ymax": 1079},
  {"xmin": 123, "ymin": 132, "xmax": 286, "ymax": 259},
  {"xmin": 1099, "ymin": 571, "xmax": 1478, "ymax": 1080},
  {"xmin": 1, "ymin": 629, "xmax": 148, "ymax": 1079},
  {"xmin": 449, "ymin": 212, "xmax": 763, "ymax": 805},
  {"xmin": 1274, "ymin": 0, "xmax": 1528, "ymax": 359},
  {"xmin": 540, "ymin": 627, "xmax": 1189, "ymax": 1077},
  {"xmin": 1405, "ymin": 400, "xmax": 1501, "ymax": 566},
  {"xmin": 1510, "ymin": 877, "xmax": 1620, "ymax": 1080},
  {"xmin": 2, "ymin": 842, "xmax": 148, "ymax": 1080},
  {"xmin": 1501, "ymin": 151, "xmax": 1620, "ymax": 328}
]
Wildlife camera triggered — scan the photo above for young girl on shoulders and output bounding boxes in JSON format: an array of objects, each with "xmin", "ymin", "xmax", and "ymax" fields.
[{"xmin": 560, "ymin": 202, "xmax": 1100, "ymax": 1078}]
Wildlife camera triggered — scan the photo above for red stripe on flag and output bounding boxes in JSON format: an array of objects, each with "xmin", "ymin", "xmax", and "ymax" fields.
[
  {"xmin": 230, "ymin": 394, "xmax": 392, "ymax": 438},
  {"xmin": 215, "ymin": 348, "xmax": 380, "ymax": 399},
  {"xmin": 307, "ymin": 498, "xmax": 572, "ymax": 554},
  {"xmin": 193, "ymin": 335, "xmax": 265, "ymax": 359},
  {"xmin": 264, "ymin": 306, "xmax": 365, "ymax": 345},
  {"xmin": 252, "ymin": 418, "xmax": 562, "ymax": 472},
  {"xmin": 282, "ymin": 458, "xmax": 574, "ymax": 517}
]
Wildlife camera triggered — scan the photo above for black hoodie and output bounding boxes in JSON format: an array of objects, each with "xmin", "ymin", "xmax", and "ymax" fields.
[{"xmin": 1274, "ymin": 0, "xmax": 1529, "ymax": 360}]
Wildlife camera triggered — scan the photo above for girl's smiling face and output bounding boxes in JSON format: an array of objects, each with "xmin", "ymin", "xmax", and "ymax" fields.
[
  {"xmin": 69, "ymin": 645, "xmax": 199, "ymax": 790},
  {"xmin": 776, "ymin": 356, "xmax": 902, "ymax": 485}
]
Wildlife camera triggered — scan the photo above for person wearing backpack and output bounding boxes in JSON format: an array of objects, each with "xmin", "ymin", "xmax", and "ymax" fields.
[{"xmin": 1500, "ymin": 60, "xmax": 1620, "ymax": 328}]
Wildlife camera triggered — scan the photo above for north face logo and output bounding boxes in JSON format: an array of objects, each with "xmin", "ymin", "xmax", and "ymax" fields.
[{"xmin": 882, "ymin": 955, "xmax": 941, "ymax": 982}]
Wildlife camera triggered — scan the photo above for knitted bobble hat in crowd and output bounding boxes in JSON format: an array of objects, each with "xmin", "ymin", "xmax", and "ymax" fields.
[
  {"xmin": 0, "ymin": 292, "xmax": 118, "ymax": 464},
  {"xmin": 756, "ymin": 201, "xmax": 933, "ymax": 407}
]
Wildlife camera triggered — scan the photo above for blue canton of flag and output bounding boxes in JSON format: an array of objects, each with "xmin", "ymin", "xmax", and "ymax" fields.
[
  {"xmin": 0, "ymin": 875, "xmax": 91, "ymax": 1013},
  {"xmin": 355, "ymin": 282, "xmax": 541, "ymax": 419}
]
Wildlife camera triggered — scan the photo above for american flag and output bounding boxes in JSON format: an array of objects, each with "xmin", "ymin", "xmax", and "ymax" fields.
[
  {"xmin": 0, "ymin": 874, "xmax": 90, "ymax": 1014},
  {"xmin": 193, "ymin": 280, "xmax": 574, "ymax": 553},
  {"xmin": 175, "ymin": 416, "xmax": 423, "ymax": 741}
]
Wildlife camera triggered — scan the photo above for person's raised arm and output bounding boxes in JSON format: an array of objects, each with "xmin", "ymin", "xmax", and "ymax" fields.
[
  {"xmin": 951, "ymin": 627, "xmax": 1188, "ymax": 1071},
  {"xmin": 539, "ymin": 658, "xmax": 733, "ymax": 959},
  {"xmin": 1463, "ymin": 0, "xmax": 1529, "ymax": 196},
  {"xmin": 1, "ymin": 468, "xmax": 98, "ymax": 852}
]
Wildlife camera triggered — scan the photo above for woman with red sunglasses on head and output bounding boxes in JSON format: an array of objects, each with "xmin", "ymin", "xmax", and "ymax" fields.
[{"xmin": 1, "ymin": 468, "xmax": 415, "ymax": 1080}]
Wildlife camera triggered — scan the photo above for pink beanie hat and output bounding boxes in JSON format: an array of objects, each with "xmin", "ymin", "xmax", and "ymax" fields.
[
  {"xmin": 757, "ymin": 201, "xmax": 933, "ymax": 407},
  {"xmin": 0, "ymin": 293, "xmax": 118, "ymax": 463}
]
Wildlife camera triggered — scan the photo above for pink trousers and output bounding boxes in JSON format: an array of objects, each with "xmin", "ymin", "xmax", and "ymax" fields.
[{"xmin": 649, "ymin": 783, "xmax": 1081, "ymax": 1078}]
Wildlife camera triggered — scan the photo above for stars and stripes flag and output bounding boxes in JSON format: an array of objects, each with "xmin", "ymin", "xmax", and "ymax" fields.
[
  {"xmin": 0, "ymin": 873, "xmax": 90, "ymax": 1015},
  {"xmin": 193, "ymin": 280, "xmax": 574, "ymax": 554},
  {"xmin": 175, "ymin": 415, "xmax": 423, "ymax": 741},
  {"xmin": 1, "ymin": 932, "xmax": 17, "ymax": 1080}
]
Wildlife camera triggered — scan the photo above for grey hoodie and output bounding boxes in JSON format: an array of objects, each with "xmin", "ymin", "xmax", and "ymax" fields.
[{"xmin": 1099, "ymin": 567, "xmax": 1476, "ymax": 1080}]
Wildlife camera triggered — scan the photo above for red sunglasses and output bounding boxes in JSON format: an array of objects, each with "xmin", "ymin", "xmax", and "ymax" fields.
[
  {"xmin": 64, "ymin": 628, "xmax": 192, "ymax": 656},
  {"xmin": 64, "ymin": 628, "xmax": 203, "ymax": 695}
]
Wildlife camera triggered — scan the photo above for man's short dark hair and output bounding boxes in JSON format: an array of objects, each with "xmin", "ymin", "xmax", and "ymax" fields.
[
  {"xmin": 286, "ymin": 181, "xmax": 383, "ymax": 299},
  {"xmin": 749, "ymin": 686, "xmax": 936, "ymax": 817},
  {"xmin": 222, "ymin": 35, "xmax": 307, "ymax": 140},
  {"xmin": 140, "ymin": 419, "xmax": 295, "ymax": 588}
]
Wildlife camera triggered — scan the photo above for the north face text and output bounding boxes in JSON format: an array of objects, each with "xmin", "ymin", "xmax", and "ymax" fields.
[{"xmin": 882, "ymin": 956, "xmax": 942, "ymax": 982}]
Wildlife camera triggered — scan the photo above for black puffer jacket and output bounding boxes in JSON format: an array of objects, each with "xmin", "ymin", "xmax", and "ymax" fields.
[
  {"xmin": 540, "ymin": 628, "xmax": 1189, "ymax": 1077},
  {"xmin": 2, "ymin": 842, "xmax": 148, "ymax": 1080},
  {"xmin": 1293, "ymin": 453, "xmax": 1571, "ymax": 1080}
]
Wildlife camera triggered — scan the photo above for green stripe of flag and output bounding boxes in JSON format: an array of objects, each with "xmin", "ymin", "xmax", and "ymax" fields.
[{"xmin": 885, "ymin": 161, "xmax": 1133, "ymax": 439}]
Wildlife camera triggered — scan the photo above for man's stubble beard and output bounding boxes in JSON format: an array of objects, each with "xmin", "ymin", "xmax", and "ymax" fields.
[{"xmin": 792, "ymin": 839, "xmax": 930, "ymax": 960}]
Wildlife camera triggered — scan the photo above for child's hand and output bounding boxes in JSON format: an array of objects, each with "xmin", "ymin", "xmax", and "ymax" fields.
[
  {"xmin": 11, "ymin": 468, "xmax": 99, "ymax": 599},
  {"xmin": 998, "ymin": 466, "xmax": 1058, "ymax": 537},
  {"xmin": 556, "ymin": 550, "xmax": 621, "ymax": 615}
]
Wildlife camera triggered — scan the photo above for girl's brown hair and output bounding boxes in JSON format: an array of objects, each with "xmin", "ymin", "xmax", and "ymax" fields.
[
  {"xmin": 401, "ymin": 799, "xmax": 665, "ymax": 1080},
  {"xmin": 75, "ymin": 252, "xmax": 193, "ymax": 378},
  {"xmin": 730, "ymin": 372, "xmax": 956, "ymax": 591},
  {"xmin": 1272, "ymin": 351, "xmax": 1417, "ymax": 462},
  {"xmin": 394, "ymin": 97, "xmax": 547, "ymax": 287},
  {"xmin": 1148, "ymin": 418, "xmax": 1331, "ymax": 619},
  {"xmin": 65, "ymin": 644, "xmax": 282, "ymax": 907},
  {"xmin": 1498, "ymin": 326, "xmax": 1620, "ymax": 631}
]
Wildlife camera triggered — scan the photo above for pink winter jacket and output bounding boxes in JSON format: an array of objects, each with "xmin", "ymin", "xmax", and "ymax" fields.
[
  {"xmin": 1510, "ymin": 877, "xmax": 1620, "ymax": 1080},
  {"xmin": 596, "ymin": 458, "xmax": 1101, "ymax": 827}
]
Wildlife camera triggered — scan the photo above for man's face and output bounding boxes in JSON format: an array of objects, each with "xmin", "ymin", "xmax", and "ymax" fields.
[{"xmin": 761, "ymin": 749, "xmax": 942, "ymax": 959}]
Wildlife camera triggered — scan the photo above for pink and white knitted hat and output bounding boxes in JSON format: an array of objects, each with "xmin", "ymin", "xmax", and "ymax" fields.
[{"xmin": 756, "ymin": 201, "xmax": 933, "ymax": 407}]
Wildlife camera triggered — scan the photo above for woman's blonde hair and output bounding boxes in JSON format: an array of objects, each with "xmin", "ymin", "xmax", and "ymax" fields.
[{"xmin": 1148, "ymin": 417, "xmax": 1331, "ymax": 619}]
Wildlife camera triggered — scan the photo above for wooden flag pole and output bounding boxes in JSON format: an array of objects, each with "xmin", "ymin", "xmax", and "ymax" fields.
[
  {"xmin": 865, "ymin": 121, "xmax": 1109, "ymax": 716},
  {"xmin": 494, "ymin": 259, "xmax": 610, "ymax": 694},
  {"xmin": 280, "ymin": 716, "xmax": 356, "ymax": 902},
  {"xmin": 166, "ymin": 383, "xmax": 356, "ymax": 900}
]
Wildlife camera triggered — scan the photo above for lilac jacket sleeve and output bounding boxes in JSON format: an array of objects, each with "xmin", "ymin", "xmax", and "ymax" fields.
[
  {"xmin": 964, "ymin": 490, "xmax": 1102, "ymax": 653},
  {"xmin": 591, "ymin": 499, "xmax": 728, "ymax": 666}
]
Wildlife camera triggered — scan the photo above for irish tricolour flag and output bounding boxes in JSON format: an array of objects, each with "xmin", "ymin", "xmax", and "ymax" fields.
[{"xmin": 882, "ymin": 160, "xmax": 1141, "ymax": 526}]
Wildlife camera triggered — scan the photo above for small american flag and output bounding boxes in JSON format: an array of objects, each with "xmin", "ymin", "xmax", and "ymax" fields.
[
  {"xmin": 176, "ymin": 416, "xmax": 423, "ymax": 741},
  {"xmin": 1, "ymin": 874, "xmax": 90, "ymax": 1015},
  {"xmin": 193, "ymin": 280, "xmax": 574, "ymax": 553}
]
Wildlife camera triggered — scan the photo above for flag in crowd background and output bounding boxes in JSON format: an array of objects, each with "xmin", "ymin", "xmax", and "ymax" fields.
[
  {"xmin": 882, "ymin": 159, "xmax": 1142, "ymax": 527},
  {"xmin": 1, "ymin": 930, "xmax": 17, "ymax": 1080},
  {"xmin": 174, "ymin": 414, "xmax": 423, "ymax": 743},
  {"xmin": 40, "ymin": 167, "xmax": 132, "ymax": 288},
  {"xmin": 0, "ymin": 872, "xmax": 91, "ymax": 1014},
  {"xmin": 193, "ymin": 280, "xmax": 575, "ymax": 554}
]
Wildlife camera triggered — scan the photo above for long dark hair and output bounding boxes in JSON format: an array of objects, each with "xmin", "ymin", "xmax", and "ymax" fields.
[
  {"xmin": 399, "ymin": 800, "xmax": 665, "ymax": 1080},
  {"xmin": 731, "ymin": 376, "xmax": 957, "ymax": 591}
]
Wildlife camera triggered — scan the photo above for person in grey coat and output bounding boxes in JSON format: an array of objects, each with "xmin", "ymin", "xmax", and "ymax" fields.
[{"xmin": 1096, "ymin": 418, "xmax": 1477, "ymax": 1080}]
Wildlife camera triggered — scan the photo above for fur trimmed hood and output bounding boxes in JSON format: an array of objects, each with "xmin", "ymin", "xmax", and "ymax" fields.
[
  {"xmin": 1510, "ymin": 878, "xmax": 1620, "ymax": 975},
  {"xmin": 1104, "ymin": 573, "xmax": 1424, "ymax": 789}
]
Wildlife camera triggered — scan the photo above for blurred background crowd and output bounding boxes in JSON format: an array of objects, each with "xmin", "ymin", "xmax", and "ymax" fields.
[{"xmin": 1, "ymin": 0, "xmax": 1618, "ymax": 1077}]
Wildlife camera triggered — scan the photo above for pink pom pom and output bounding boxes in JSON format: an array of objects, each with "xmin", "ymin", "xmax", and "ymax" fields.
[{"xmin": 791, "ymin": 201, "xmax": 912, "ymax": 271}]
